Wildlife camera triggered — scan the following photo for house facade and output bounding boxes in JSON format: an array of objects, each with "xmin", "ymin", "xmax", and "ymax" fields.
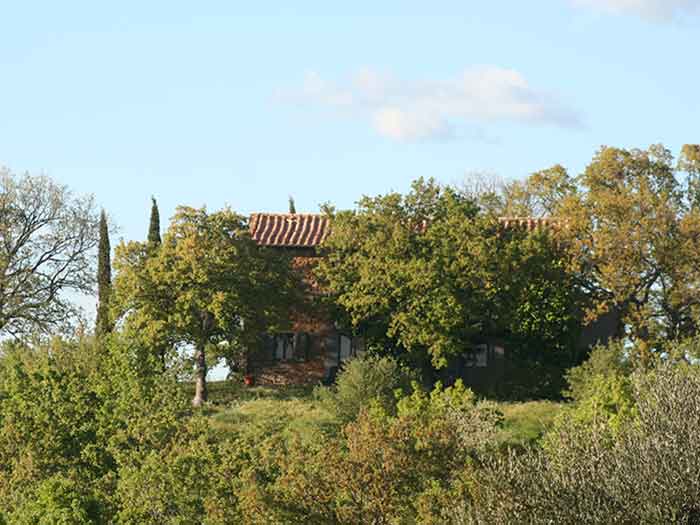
[
  {"xmin": 245, "ymin": 213, "xmax": 619, "ymax": 387},
  {"xmin": 246, "ymin": 213, "xmax": 362, "ymax": 385}
]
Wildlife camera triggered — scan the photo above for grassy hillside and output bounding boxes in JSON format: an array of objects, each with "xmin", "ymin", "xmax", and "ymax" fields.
[{"xmin": 197, "ymin": 380, "xmax": 564, "ymax": 448}]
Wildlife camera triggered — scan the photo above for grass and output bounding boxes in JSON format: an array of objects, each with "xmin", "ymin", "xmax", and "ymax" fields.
[
  {"xmin": 200, "ymin": 380, "xmax": 316, "ymax": 406},
  {"xmin": 199, "ymin": 380, "xmax": 335, "ymax": 441},
  {"xmin": 200, "ymin": 380, "xmax": 565, "ymax": 447},
  {"xmin": 493, "ymin": 400, "xmax": 564, "ymax": 447}
]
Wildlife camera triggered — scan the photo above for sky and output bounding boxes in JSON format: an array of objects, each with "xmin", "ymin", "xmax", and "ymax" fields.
[
  {"xmin": 2, "ymin": 1, "xmax": 699, "ymax": 243},
  {"xmin": 3, "ymin": 1, "xmax": 698, "ymax": 378}
]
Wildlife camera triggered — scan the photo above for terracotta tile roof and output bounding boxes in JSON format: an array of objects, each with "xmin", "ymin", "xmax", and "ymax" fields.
[
  {"xmin": 498, "ymin": 217, "xmax": 561, "ymax": 230},
  {"xmin": 249, "ymin": 213, "xmax": 557, "ymax": 247},
  {"xmin": 249, "ymin": 213, "xmax": 330, "ymax": 248}
]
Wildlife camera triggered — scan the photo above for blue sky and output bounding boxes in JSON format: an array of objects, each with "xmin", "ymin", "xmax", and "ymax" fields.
[{"xmin": 2, "ymin": 0, "xmax": 699, "ymax": 245}]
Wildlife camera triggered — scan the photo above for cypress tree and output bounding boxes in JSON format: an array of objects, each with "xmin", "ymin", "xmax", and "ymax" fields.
[
  {"xmin": 96, "ymin": 210, "xmax": 112, "ymax": 337},
  {"xmin": 147, "ymin": 196, "xmax": 168, "ymax": 369},
  {"xmin": 288, "ymin": 196, "xmax": 296, "ymax": 214},
  {"xmin": 148, "ymin": 196, "xmax": 161, "ymax": 246}
]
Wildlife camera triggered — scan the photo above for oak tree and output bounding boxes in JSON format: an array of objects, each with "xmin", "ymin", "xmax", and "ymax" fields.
[
  {"xmin": 0, "ymin": 170, "xmax": 99, "ymax": 337},
  {"xmin": 556, "ymin": 145, "xmax": 700, "ymax": 358},
  {"xmin": 114, "ymin": 206, "xmax": 299, "ymax": 407},
  {"xmin": 316, "ymin": 178, "xmax": 582, "ymax": 386}
]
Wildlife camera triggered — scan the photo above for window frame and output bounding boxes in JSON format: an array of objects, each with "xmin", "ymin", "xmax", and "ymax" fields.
[
  {"xmin": 272, "ymin": 332, "xmax": 294, "ymax": 361},
  {"xmin": 337, "ymin": 334, "xmax": 361, "ymax": 364},
  {"xmin": 464, "ymin": 342, "xmax": 505, "ymax": 368}
]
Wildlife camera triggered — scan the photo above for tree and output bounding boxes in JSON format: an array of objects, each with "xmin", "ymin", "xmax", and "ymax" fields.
[
  {"xmin": 493, "ymin": 144, "xmax": 700, "ymax": 359},
  {"xmin": 143, "ymin": 197, "xmax": 169, "ymax": 367},
  {"xmin": 554, "ymin": 145, "xmax": 700, "ymax": 358},
  {"xmin": 95, "ymin": 210, "xmax": 112, "ymax": 337},
  {"xmin": 316, "ymin": 178, "xmax": 582, "ymax": 392},
  {"xmin": 148, "ymin": 196, "xmax": 161, "ymax": 247},
  {"xmin": 0, "ymin": 333, "xmax": 206, "ymax": 523},
  {"xmin": 678, "ymin": 144, "xmax": 700, "ymax": 209},
  {"xmin": 475, "ymin": 356, "xmax": 700, "ymax": 524},
  {"xmin": 288, "ymin": 196, "xmax": 297, "ymax": 214},
  {"xmin": 113, "ymin": 206, "xmax": 300, "ymax": 407},
  {"xmin": 501, "ymin": 164, "xmax": 576, "ymax": 218},
  {"xmin": 0, "ymin": 170, "xmax": 99, "ymax": 337}
]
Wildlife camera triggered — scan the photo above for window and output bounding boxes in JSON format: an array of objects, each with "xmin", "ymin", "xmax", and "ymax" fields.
[
  {"xmin": 339, "ymin": 335, "xmax": 361, "ymax": 363},
  {"xmin": 269, "ymin": 332, "xmax": 311, "ymax": 362},
  {"xmin": 273, "ymin": 333, "xmax": 294, "ymax": 361},
  {"xmin": 340, "ymin": 335, "xmax": 352, "ymax": 361},
  {"xmin": 466, "ymin": 344, "xmax": 488, "ymax": 368}
]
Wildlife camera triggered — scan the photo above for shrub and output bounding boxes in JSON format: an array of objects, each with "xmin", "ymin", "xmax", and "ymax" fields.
[
  {"xmin": 0, "ymin": 334, "xmax": 197, "ymax": 522},
  {"xmin": 564, "ymin": 339, "xmax": 632, "ymax": 403},
  {"xmin": 115, "ymin": 422, "xmax": 230, "ymax": 525},
  {"xmin": 8, "ymin": 475, "xmax": 102, "ymax": 525},
  {"xmin": 538, "ymin": 340, "xmax": 637, "ymax": 443},
  {"xmin": 315, "ymin": 354, "xmax": 416, "ymax": 423},
  {"xmin": 472, "ymin": 363, "xmax": 700, "ymax": 524},
  {"xmin": 258, "ymin": 381, "xmax": 500, "ymax": 524}
]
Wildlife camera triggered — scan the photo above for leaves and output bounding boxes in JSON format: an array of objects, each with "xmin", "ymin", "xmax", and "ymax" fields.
[
  {"xmin": 316, "ymin": 178, "xmax": 582, "ymax": 376},
  {"xmin": 0, "ymin": 169, "xmax": 100, "ymax": 336},
  {"xmin": 113, "ymin": 206, "xmax": 302, "ymax": 404},
  {"xmin": 557, "ymin": 145, "xmax": 700, "ymax": 354}
]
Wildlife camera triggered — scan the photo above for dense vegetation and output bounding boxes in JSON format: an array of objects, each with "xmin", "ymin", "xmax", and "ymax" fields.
[
  {"xmin": 3, "ymin": 336, "xmax": 700, "ymax": 523},
  {"xmin": 316, "ymin": 178, "xmax": 583, "ymax": 398},
  {"xmin": 3, "ymin": 143, "xmax": 700, "ymax": 522}
]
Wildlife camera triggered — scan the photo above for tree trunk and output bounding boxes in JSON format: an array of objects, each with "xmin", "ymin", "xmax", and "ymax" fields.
[{"xmin": 192, "ymin": 343, "xmax": 208, "ymax": 407}]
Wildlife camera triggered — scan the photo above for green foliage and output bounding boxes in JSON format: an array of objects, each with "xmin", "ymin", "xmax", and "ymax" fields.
[
  {"xmin": 113, "ymin": 206, "xmax": 301, "ymax": 406},
  {"xmin": 548, "ymin": 340, "xmax": 637, "ymax": 438},
  {"xmin": 115, "ymin": 421, "xmax": 227, "ymax": 525},
  {"xmin": 315, "ymin": 354, "xmax": 416, "ymax": 423},
  {"xmin": 564, "ymin": 339, "xmax": 632, "ymax": 403},
  {"xmin": 558, "ymin": 145, "xmax": 700, "ymax": 356},
  {"xmin": 9, "ymin": 475, "xmax": 102, "ymax": 525},
  {"xmin": 317, "ymin": 178, "xmax": 582, "ymax": 382},
  {"xmin": 253, "ymin": 381, "xmax": 500, "ymax": 524},
  {"xmin": 0, "ymin": 339, "xmax": 106, "ymax": 509},
  {"xmin": 147, "ymin": 196, "xmax": 161, "ymax": 246},
  {"xmin": 501, "ymin": 164, "xmax": 576, "ymax": 218},
  {"xmin": 96, "ymin": 210, "xmax": 112, "ymax": 337},
  {"xmin": 0, "ymin": 333, "xmax": 199, "ymax": 522},
  {"xmin": 473, "ymin": 361, "xmax": 700, "ymax": 524},
  {"xmin": 493, "ymin": 143, "xmax": 700, "ymax": 360}
]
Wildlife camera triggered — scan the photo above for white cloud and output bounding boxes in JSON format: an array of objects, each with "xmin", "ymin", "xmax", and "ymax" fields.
[
  {"xmin": 286, "ymin": 67, "xmax": 581, "ymax": 143},
  {"xmin": 373, "ymin": 108, "xmax": 454, "ymax": 142},
  {"xmin": 572, "ymin": 0, "xmax": 700, "ymax": 20}
]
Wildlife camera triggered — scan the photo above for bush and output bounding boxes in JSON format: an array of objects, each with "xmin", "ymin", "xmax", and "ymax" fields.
[
  {"xmin": 564, "ymin": 339, "xmax": 632, "ymax": 403},
  {"xmin": 9, "ymin": 475, "xmax": 102, "ymax": 525},
  {"xmin": 115, "ymin": 422, "xmax": 232, "ymax": 525},
  {"xmin": 0, "ymin": 334, "xmax": 198, "ymax": 522},
  {"xmin": 256, "ymin": 381, "xmax": 501, "ymax": 524},
  {"xmin": 536, "ymin": 340, "xmax": 637, "ymax": 443},
  {"xmin": 315, "ymin": 354, "xmax": 416, "ymax": 423},
  {"xmin": 473, "ymin": 363, "xmax": 700, "ymax": 524}
]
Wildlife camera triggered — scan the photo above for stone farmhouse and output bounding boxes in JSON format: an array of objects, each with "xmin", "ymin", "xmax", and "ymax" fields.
[
  {"xmin": 245, "ymin": 213, "xmax": 361, "ymax": 385},
  {"xmin": 244, "ymin": 213, "xmax": 619, "ymax": 387}
]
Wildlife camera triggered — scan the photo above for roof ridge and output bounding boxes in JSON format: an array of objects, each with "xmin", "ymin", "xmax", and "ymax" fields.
[
  {"xmin": 250, "ymin": 212, "xmax": 326, "ymax": 217},
  {"xmin": 249, "ymin": 212, "xmax": 330, "ymax": 248}
]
